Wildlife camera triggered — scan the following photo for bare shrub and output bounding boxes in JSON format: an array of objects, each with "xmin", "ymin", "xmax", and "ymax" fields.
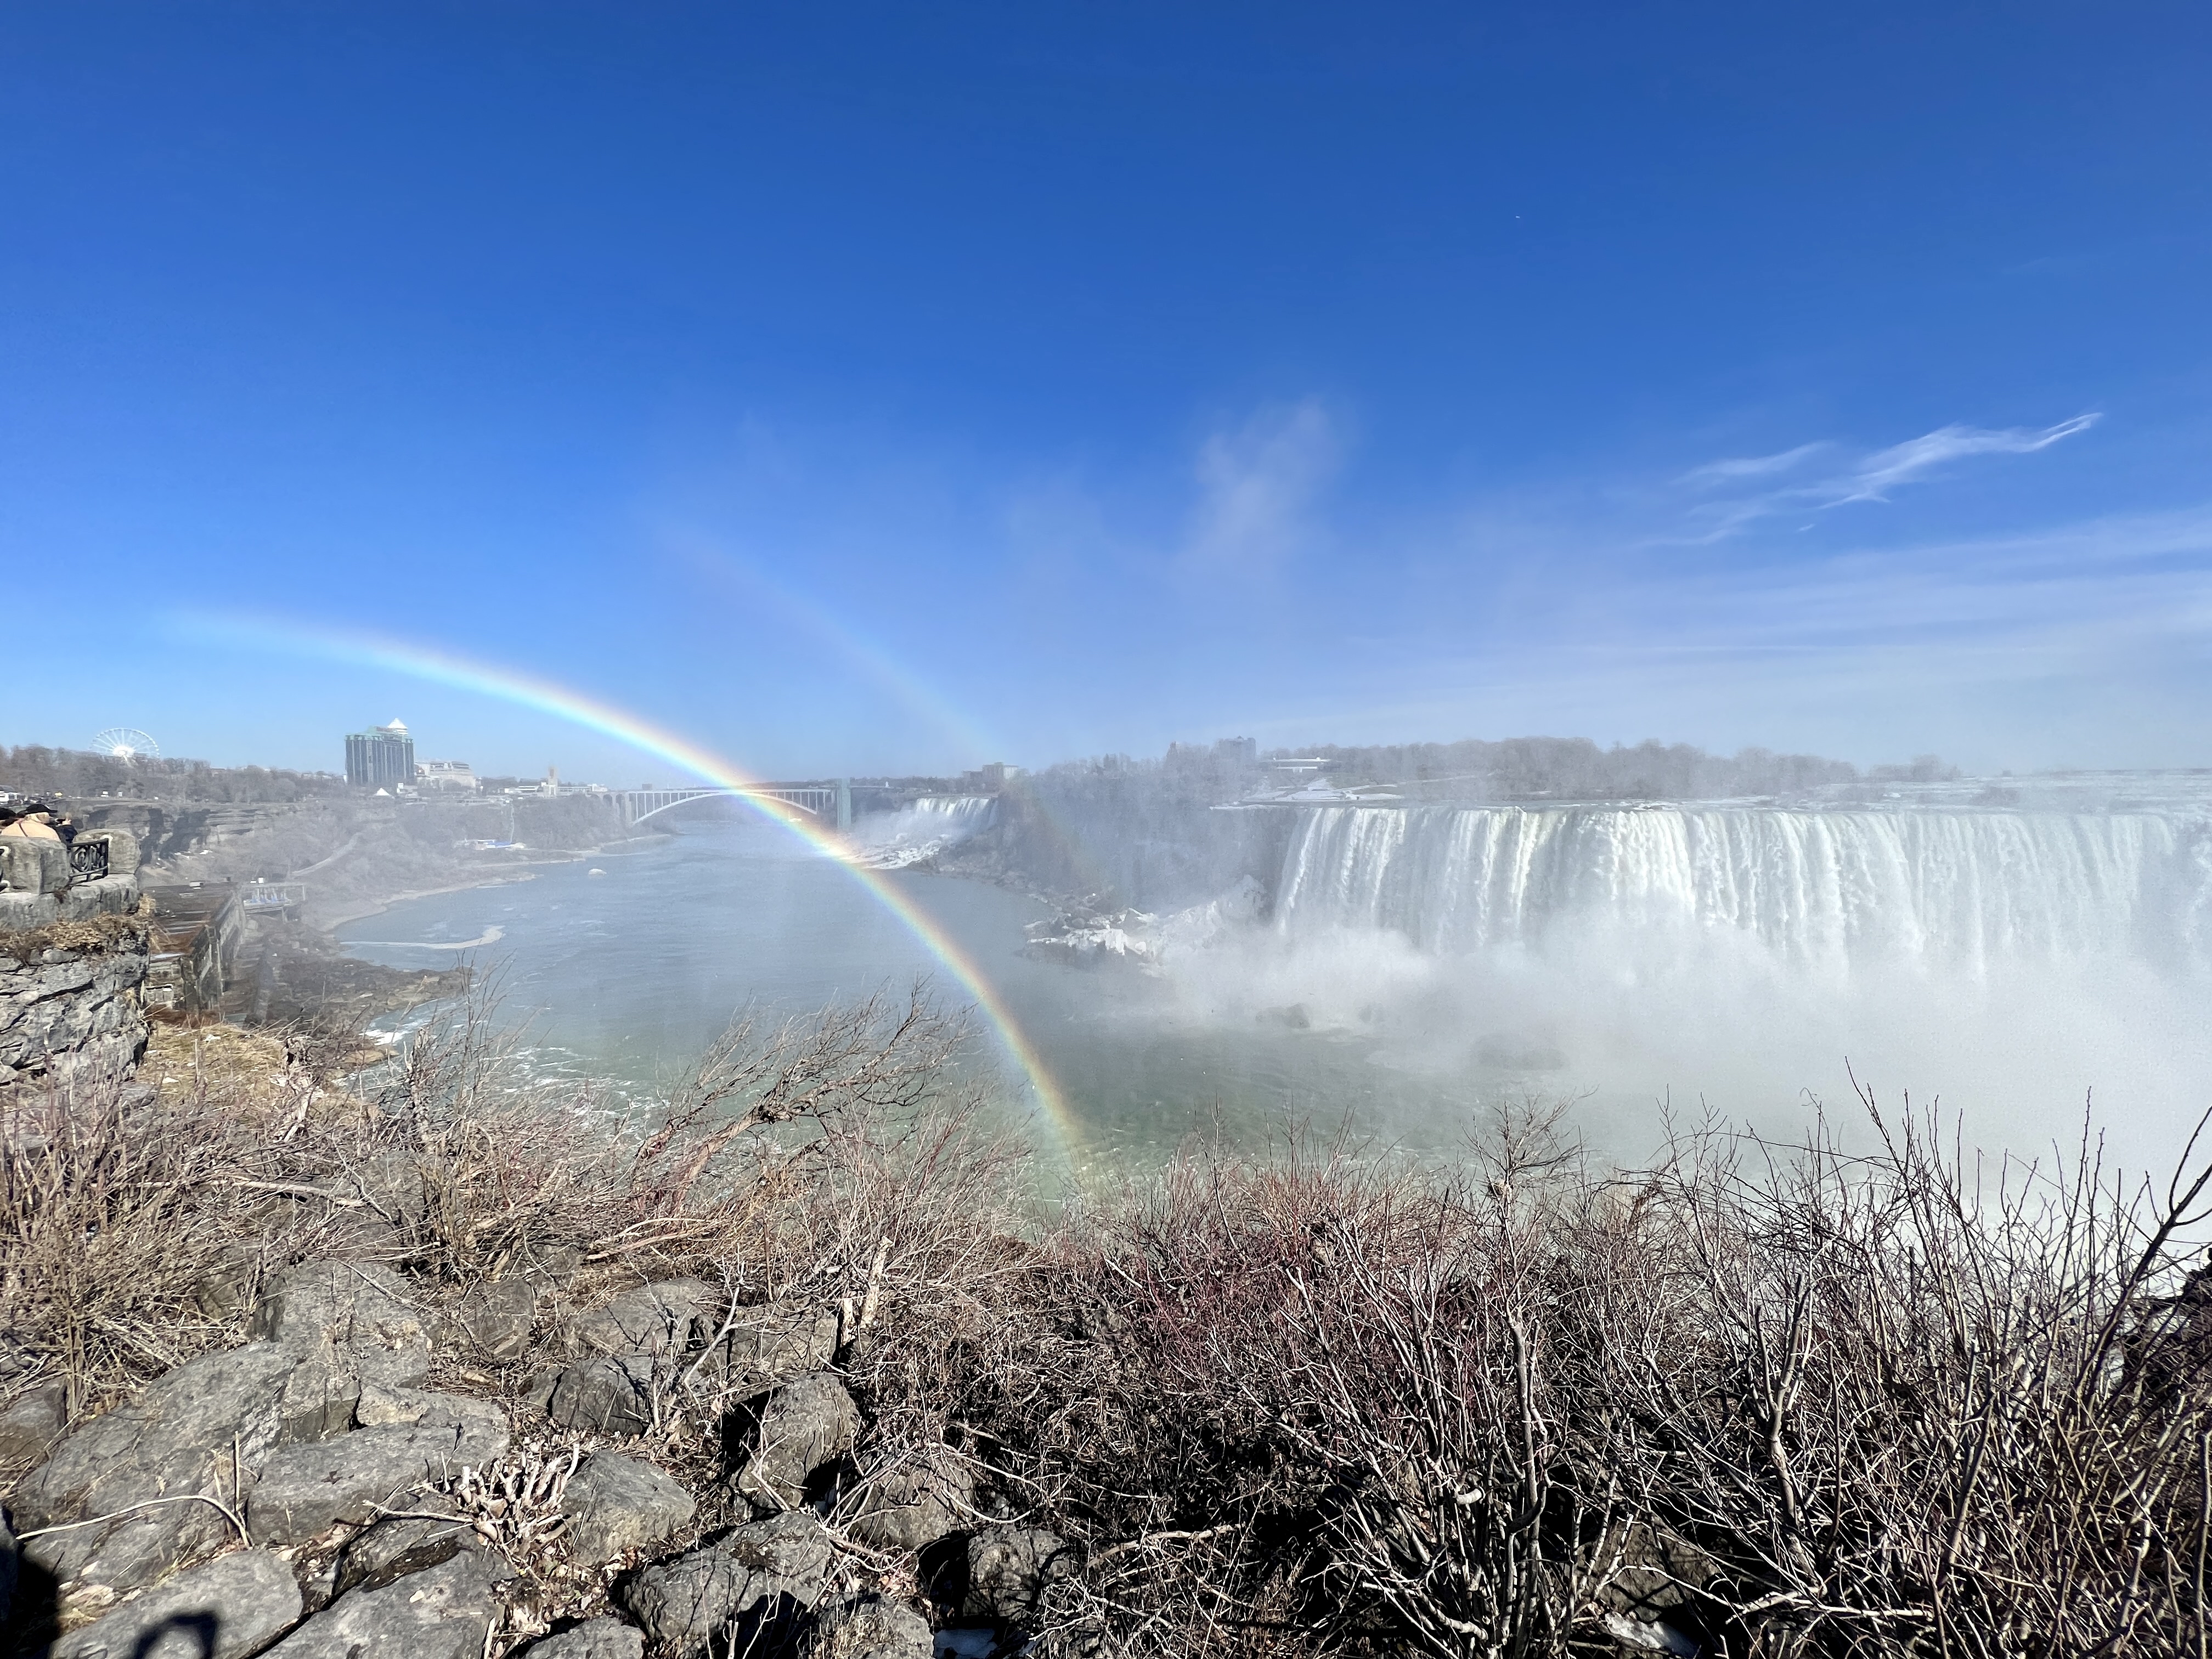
[
  {"xmin": 947, "ymin": 1094, "xmax": 2212, "ymax": 1659},
  {"xmin": 1589, "ymin": 1090, "xmax": 2212, "ymax": 1657},
  {"xmin": 278, "ymin": 988, "xmax": 636, "ymax": 1280},
  {"xmin": 992, "ymin": 1114, "xmax": 1632, "ymax": 1658},
  {"xmin": 612, "ymin": 982, "xmax": 978, "ymax": 1276},
  {"xmin": 0, "ymin": 1081, "xmax": 266, "ymax": 1423},
  {"xmin": 257, "ymin": 980, "xmax": 979, "ymax": 1290},
  {"xmin": 16, "ymin": 972, "xmax": 2212, "ymax": 1659}
]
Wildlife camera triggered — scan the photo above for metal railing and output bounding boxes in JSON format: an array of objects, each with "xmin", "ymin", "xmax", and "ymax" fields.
[{"xmin": 67, "ymin": 838, "xmax": 108, "ymax": 882}]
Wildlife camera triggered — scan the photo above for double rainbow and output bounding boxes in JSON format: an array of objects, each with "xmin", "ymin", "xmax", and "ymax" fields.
[{"xmin": 184, "ymin": 618, "xmax": 1078, "ymax": 1151}]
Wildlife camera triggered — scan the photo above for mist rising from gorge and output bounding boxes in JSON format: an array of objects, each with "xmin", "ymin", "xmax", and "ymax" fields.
[{"xmin": 929, "ymin": 737, "xmax": 2212, "ymax": 1169}]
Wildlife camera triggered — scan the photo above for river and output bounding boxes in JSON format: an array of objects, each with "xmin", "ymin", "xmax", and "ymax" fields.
[
  {"xmin": 335, "ymin": 812, "xmax": 1503, "ymax": 1175},
  {"xmin": 338, "ymin": 800, "xmax": 2212, "ymax": 1177}
]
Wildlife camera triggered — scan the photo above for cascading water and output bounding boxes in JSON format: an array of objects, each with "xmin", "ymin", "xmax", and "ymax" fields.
[
  {"xmin": 1275, "ymin": 805, "xmax": 2212, "ymax": 977},
  {"xmin": 849, "ymin": 795, "xmax": 999, "ymax": 870},
  {"xmin": 1225, "ymin": 801, "xmax": 2212, "ymax": 1155}
]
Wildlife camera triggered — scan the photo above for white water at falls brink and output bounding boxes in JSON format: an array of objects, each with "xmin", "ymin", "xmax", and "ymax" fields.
[
  {"xmin": 848, "ymin": 796, "xmax": 998, "ymax": 870},
  {"xmin": 1276, "ymin": 806, "xmax": 2212, "ymax": 977},
  {"xmin": 1202, "ymin": 805, "xmax": 2212, "ymax": 1159}
]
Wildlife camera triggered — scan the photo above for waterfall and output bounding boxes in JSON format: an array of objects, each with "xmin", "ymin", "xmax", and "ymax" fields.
[
  {"xmin": 1274, "ymin": 805, "xmax": 2212, "ymax": 976},
  {"xmin": 849, "ymin": 795, "xmax": 999, "ymax": 870}
]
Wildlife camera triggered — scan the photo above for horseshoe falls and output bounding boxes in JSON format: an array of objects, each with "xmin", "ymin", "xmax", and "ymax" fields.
[
  {"xmin": 1195, "ymin": 803, "xmax": 2212, "ymax": 1161},
  {"xmin": 1274, "ymin": 806, "xmax": 2212, "ymax": 975}
]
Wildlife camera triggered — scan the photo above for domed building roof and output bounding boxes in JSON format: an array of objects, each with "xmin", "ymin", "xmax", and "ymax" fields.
[{"xmin": 379, "ymin": 719, "xmax": 409, "ymax": 734}]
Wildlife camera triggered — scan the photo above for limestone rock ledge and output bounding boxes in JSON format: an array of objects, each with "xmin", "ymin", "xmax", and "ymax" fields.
[{"xmin": 0, "ymin": 868, "xmax": 149, "ymax": 1106}]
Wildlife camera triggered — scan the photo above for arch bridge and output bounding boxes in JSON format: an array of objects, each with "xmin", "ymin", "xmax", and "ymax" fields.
[{"xmin": 616, "ymin": 782, "xmax": 851, "ymax": 830}]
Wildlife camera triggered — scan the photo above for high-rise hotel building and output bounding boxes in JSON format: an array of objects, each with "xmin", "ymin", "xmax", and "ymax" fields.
[{"xmin": 345, "ymin": 719, "xmax": 415, "ymax": 789}]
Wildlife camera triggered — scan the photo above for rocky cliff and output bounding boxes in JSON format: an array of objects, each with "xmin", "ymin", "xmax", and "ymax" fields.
[{"xmin": 0, "ymin": 834, "xmax": 149, "ymax": 1105}]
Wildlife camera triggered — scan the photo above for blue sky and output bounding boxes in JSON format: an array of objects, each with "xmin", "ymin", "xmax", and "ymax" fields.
[{"xmin": 4, "ymin": 3, "xmax": 2208, "ymax": 780}]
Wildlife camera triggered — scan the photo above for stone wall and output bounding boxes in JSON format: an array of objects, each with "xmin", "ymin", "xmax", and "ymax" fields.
[{"xmin": 0, "ymin": 832, "xmax": 150, "ymax": 1105}]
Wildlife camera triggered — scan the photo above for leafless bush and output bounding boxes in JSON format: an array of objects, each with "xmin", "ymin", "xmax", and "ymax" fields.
[
  {"xmin": 1585, "ymin": 1088, "xmax": 2212, "ymax": 1657},
  {"xmin": 1, "ymin": 981, "xmax": 988, "ymax": 1450},
  {"xmin": 259, "ymin": 980, "xmax": 979, "ymax": 1290},
  {"xmin": 998, "ymin": 1114, "xmax": 1629, "ymax": 1658},
  {"xmin": 613, "ymin": 983, "xmax": 977, "ymax": 1276},
  {"xmin": 17, "ymin": 974, "xmax": 2212, "ymax": 1659},
  {"xmin": 944, "ymin": 1093, "xmax": 2212, "ymax": 1659},
  {"xmin": 0, "ymin": 1081, "xmax": 267, "ymax": 1423}
]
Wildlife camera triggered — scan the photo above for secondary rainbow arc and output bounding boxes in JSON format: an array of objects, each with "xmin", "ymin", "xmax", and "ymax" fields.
[{"xmin": 183, "ymin": 617, "xmax": 1079, "ymax": 1152}]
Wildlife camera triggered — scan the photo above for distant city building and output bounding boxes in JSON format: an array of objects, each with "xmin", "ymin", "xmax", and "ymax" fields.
[
  {"xmin": 416, "ymin": 759, "xmax": 479, "ymax": 793},
  {"xmin": 346, "ymin": 719, "xmax": 415, "ymax": 789},
  {"xmin": 976, "ymin": 761, "xmax": 1022, "ymax": 789},
  {"xmin": 1216, "ymin": 736, "xmax": 1259, "ymax": 764}
]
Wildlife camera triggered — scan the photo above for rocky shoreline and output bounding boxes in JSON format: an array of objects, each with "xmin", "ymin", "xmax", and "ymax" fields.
[{"xmin": 4, "ymin": 1257, "xmax": 1057, "ymax": 1658}]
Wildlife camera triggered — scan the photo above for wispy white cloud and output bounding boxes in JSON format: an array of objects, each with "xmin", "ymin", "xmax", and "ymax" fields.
[
  {"xmin": 1678, "ymin": 441, "xmax": 1830, "ymax": 486},
  {"xmin": 1677, "ymin": 414, "xmax": 2102, "ymax": 541},
  {"xmin": 1182, "ymin": 398, "xmax": 1341, "ymax": 573},
  {"xmin": 1357, "ymin": 502, "xmax": 2212, "ymax": 768},
  {"xmin": 1840, "ymin": 415, "xmax": 2102, "ymax": 502}
]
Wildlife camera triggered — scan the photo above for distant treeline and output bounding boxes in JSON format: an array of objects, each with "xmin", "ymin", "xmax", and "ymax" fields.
[
  {"xmin": 1057, "ymin": 735, "xmax": 1956, "ymax": 802},
  {"xmin": 0, "ymin": 745, "xmax": 351, "ymax": 804},
  {"xmin": 941, "ymin": 736, "xmax": 1962, "ymax": 908},
  {"xmin": 1288, "ymin": 735, "xmax": 1958, "ymax": 799}
]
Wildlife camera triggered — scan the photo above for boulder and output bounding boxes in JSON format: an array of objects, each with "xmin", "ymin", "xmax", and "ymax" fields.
[
  {"xmin": 259, "ymin": 1544, "xmax": 503, "ymax": 1659},
  {"xmin": 331, "ymin": 1514, "xmax": 478, "ymax": 1599},
  {"xmin": 188, "ymin": 1242, "xmax": 259, "ymax": 1322},
  {"xmin": 0, "ymin": 1379, "xmax": 67, "ymax": 1463},
  {"xmin": 1600, "ymin": 1523, "xmax": 1722, "ymax": 1627},
  {"xmin": 50, "ymin": 1549, "xmax": 302, "ymax": 1659},
  {"xmin": 733, "ymin": 1375, "xmax": 860, "ymax": 1510},
  {"xmin": 798, "ymin": 1594, "xmax": 933, "ymax": 1659},
  {"xmin": 569, "ymin": 1279, "xmax": 709, "ymax": 1359},
  {"xmin": 251, "ymin": 1261, "xmax": 435, "ymax": 1440},
  {"xmin": 249, "ymin": 1398, "xmax": 509, "ymax": 1543},
  {"xmin": 251, "ymin": 1260, "xmax": 433, "ymax": 1380},
  {"xmin": 352, "ymin": 1381, "xmax": 504, "ymax": 1430},
  {"xmin": 546, "ymin": 1355, "xmax": 659, "ymax": 1436},
  {"xmin": 518, "ymin": 1617, "xmax": 647, "ymax": 1658},
  {"xmin": 269, "ymin": 1359, "xmax": 370, "ymax": 1447},
  {"xmin": 845, "ymin": 1444, "xmax": 974, "ymax": 1553},
  {"xmin": 963, "ymin": 1527, "xmax": 1079, "ymax": 1623},
  {"xmin": 694, "ymin": 1304, "xmax": 841, "ymax": 1394},
  {"xmin": 724, "ymin": 1509, "xmax": 837, "ymax": 1586},
  {"xmin": 558, "ymin": 1450, "xmax": 696, "ymax": 1561},
  {"xmin": 443, "ymin": 1278, "xmax": 540, "ymax": 1362},
  {"xmin": 14, "ymin": 1341, "xmax": 302, "ymax": 1593},
  {"xmin": 616, "ymin": 1549, "xmax": 765, "ymax": 1658},
  {"xmin": 1, "ymin": 1508, "xmax": 16, "ymax": 1626},
  {"xmin": 618, "ymin": 1511, "xmax": 836, "ymax": 1658}
]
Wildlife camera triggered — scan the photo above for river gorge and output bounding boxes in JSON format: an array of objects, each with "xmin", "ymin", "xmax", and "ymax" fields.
[{"xmin": 335, "ymin": 778, "xmax": 2212, "ymax": 1176}]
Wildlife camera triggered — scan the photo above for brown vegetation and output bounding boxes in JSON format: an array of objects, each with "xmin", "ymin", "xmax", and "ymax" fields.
[
  {"xmin": 0, "ymin": 906, "xmax": 150, "ymax": 966},
  {"xmin": 5, "ymin": 989, "xmax": 2210, "ymax": 1656}
]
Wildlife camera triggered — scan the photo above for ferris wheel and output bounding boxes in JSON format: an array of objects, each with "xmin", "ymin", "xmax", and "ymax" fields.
[{"xmin": 92, "ymin": 727, "xmax": 160, "ymax": 761}]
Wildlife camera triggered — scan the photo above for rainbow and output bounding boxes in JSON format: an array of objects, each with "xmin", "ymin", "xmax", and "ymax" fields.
[{"xmin": 177, "ymin": 616, "xmax": 1080, "ymax": 1151}]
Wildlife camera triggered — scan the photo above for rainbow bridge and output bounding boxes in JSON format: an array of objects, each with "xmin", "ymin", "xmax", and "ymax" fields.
[{"xmin": 616, "ymin": 782, "xmax": 852, "ymax": 830}]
